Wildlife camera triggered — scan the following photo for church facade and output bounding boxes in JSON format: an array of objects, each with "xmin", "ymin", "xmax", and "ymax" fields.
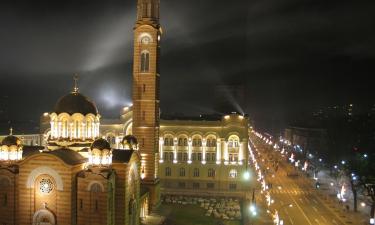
[{"xmin": 0, "ymin": 0, "xmax": 252, "ymax": 224}]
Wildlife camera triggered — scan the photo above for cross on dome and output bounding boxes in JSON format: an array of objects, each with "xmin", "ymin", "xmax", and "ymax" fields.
[{"xmin": 73, "ymin": 74, "xmax": 79, "ymax": 93}]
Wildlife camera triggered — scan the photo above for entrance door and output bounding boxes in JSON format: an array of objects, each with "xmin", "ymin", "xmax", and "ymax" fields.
[{"xmin": 33, "ymin": 209, "xmax": 56, "ymax": 225}]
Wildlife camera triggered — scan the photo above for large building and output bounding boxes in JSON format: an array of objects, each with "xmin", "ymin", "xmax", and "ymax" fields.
[{"xmin": 0, "ymin": 0, "xmax": 252, "ymax": 224}]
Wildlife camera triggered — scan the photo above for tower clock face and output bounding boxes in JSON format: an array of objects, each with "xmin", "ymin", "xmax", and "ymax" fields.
[{"xmin": 141, "ymin": 36, "xmax": 151, "ymax": 44}]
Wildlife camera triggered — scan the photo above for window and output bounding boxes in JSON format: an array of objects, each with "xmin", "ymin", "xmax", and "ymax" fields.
[
  {"xmin": 178, "ymin": 182, "xmax": 185, "ymax": 188},
  {"xmin": 206, "ymin": 153, "xmax": 210, "ymax": 161},
  {"xmin": 211, "ymin": 153, "xmax": 216, "ymax": 161},
  {"xmin": 39, "ymin": 178, "xmax": 54, "ymax": 194},
  {"xmin": 142, "ymin": 111, "xmax": 145, "ymax": 121},
  {"xmin": 229, "ymin": 183, "xmax": 237, "ymax": 190},
  {"xmin": 90, "ymin": 183, "xmax": 102, "ymax": 192},
  {"xmin": 169, "ymin": 152, "xmax": 173, "ymax": 161},
  {"xmin": 165, "ymin": 167, "xmax": 171, "ymax": 176},
  {"xmin": 229, "ymin": 169, "xmax": 238, "ymax": 178},
  {"xmin": 192, "ymin": 153, "xmax": 196, "ymax": 161},
  {"xmin": 95, "ymin": 200, "xmax": 99, "ymax": 211},
  {"xmin": 163, "ymin": 153, "xmax": 168, "ymax": 161},
  {"xmin": 179, "ymin": 168, "xmax": 185, "ymax": 177},
  {"xmin": 197, "ymin": 139, "xmax": 202, "ymax": 147},
  {"xmin": 229, "ymin": 154, "xmax": 238, "ymax": 162},
  {"xmin": 3, "ymin": 194, "xmax": 7, "ymax": 206},
  {"xmin": 140, "ymin": 51, "xmax": 150, "ymax": 72},
  {"xmin": 197, "ymin": 153, "xmax": 202, "ymax": 161},
  {"xmin": 193, "ymin": 168, "xmax": 199, "ymax": 177},
  {"xmin": 143, "ymin": 84, "xmax": 146, "ymax": 93},
  {"xmin": 183, "ymin": 138, "xmax": 187, "ymax": 146},
  {"xmin": 207, "ymin": 183, "xmax": 214, "ymax": 189},
  {"xmin": 164, "ymin": 138, "xmax": 169, "ymax": 146},
  {"xmin": 193, "ymin": 183, "xmax": 200, "ymax": 189},
  {"xmin": 208, "ymin": 168, "xmax": 215, "ymax": 177},
  {"xmin": 79, "ymin": 199, "xmax": 83, "ymax": 209},
  {"xmin": 183, "ymin": 153, "xmax": 188, "ymax": 162},
  {"xmin": 177, "ymin": 152, "xmax": 182, "ymax": 161}
]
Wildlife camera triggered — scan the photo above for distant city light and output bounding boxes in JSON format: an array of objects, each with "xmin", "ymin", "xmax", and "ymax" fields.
[
  {"xmin": 319, "ymin": 158, "xmax": 322, "ymax": 162},
  {"xmin": 341, "ymin": 160, "xmax": 346, "ymax": 165},
  {"xmin": 334, "ymin": 165, "xmax": 338, "ymax": 169},
  {"xmin": 364, "ymin": 154, "xmax": 368, "ymax": 158},
  {"xmin": 361, "ymin": 202, "xmax": 366, "ymax": 207}
]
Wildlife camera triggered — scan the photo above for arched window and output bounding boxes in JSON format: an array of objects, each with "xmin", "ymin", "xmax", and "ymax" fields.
[
  {"xmin": 179, "ymin": 168, "xmax": 185, "ymax": 177},
  {"xmin": 208, "ymin": 168, "xmax": 215, "ymax": 177},
  {"xmin": 193, "ymin": 168, "xmax": 199, "ymax": 177},
  {"xmin": 165, "ymin": 167, "xmax": 171, "ymax": 176},
  {"xmin": 183, "ymin": 138, "xmax": 187, "ymax": 146},
  {"xmin": 140, "ymin": 51, "xmax": 150, "ymax": 72},
  {"xmin": 164, "ymin": 138, "xmax": 169, "ymax": 146},
  {"xmin": 229, "ymin": 169, "xmax": 238, "ymax": 178},
  {"xmin": 90, "ymin": 183, "xmax": 103, "ymax": 192},
  {"xmin": 178, "ymin": 138, "xmax": 183, "ymax": 146}
]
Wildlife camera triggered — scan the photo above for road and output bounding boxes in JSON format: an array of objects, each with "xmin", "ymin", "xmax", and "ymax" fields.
[{"xmin": 250, "ymin": 136, "xmax": 359, "ymax": 225}]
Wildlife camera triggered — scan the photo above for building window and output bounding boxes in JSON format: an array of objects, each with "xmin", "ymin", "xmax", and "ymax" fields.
[
  {"xmin": 229, "ymin": 169, "xmax": 238, "ymax": 178},
  {"xmin": 169, "ymin": 152, "xmax": 173, "ymax": 161},
  {"xmin": 165, "ymin": 167, "xmax": 171, "ymax": 176},
  {"xmin": 95, "ymin": 200, "xmax": 99, "ymax": 211},
  {"xmin": 183, "ymin": 153, "xmax": 188, "ymax": 161},
  {"xmin": 183, "ymin": 138, "xmax": 187, "ymax": 146},
  {"xmin": 140, "ymin": 51, "xmax": 150, "ymax": 72},
  {"xmin": 177, "ymin": 152, "xmax": 182, "ymax": 161},
  {"xmin": 192, "ymin": 153, "xmax": 196, "ymax": 161},
  {"xmin": 229, "ymin": 183, "xmax": 237, "ymax": 190},
  {"xmin": 142, "ymin": 111, "xmax": 145, "ymax": 121},
  {"xmin": 193, "ymin": 182, "xmax": 200, "ymax": 189},
  {"xmin": 178, "ymin": 138, "xmax": 183, "ymax": 146},
  {"xmin": 193, "ymin": 138, "xmax": 202, "ymax": 147},
  {"xmin": 207, "ymin": 183, "xmax": 214, "ymax": 189},
  {"xmin": 143, "ymin": 84, "xmax": 146, "ymax": 93},
  {"xmin": 179, "ymin": 168, "xmax": 185, "ymax": 177},
  {"xmin": 197, "ymin": 153, "xmax": 202, "ymax": 161},
  {"xmin": 208, "ymin": 168, "xmax": 215, "ymax": 177},
  {"xmin": 229, "ymin": 154, "xmax": 238, "ymax": 162},
  {"xmin": 3, "ymin": 194, "xmax": 7, "ymax": 206},
  {"xmin": 193, "ymin": 168, "xmax": 199, "ymax": 177},
  {"xmin": 79, "ymin": 199, "xmax": 83, "ymax": 209},
  {"xmin": 211, "ymin": 153, "xmax": 216, "ymax": 161},
  {"xmin": 39, "ymin": 178, "xmax": 53, "ymax": 194},
  {"xmin": 178, "ymin": 182, "xmax": 185, "ymax": 188},
  {"xmin": 206, "ymin": 153, "xmax": 210, "ymax": 161}
]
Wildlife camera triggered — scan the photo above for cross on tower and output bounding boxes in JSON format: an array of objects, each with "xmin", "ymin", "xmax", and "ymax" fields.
[{"xmin": 9, "ymin": 127, "xmax": 13, "ymax": 135}]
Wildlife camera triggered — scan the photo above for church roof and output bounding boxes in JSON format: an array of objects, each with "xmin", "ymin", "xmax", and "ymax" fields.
[
  {"xmin": 112, "ymin": 149, "xmax": 135, "ymax": 163},
  {"xmin": 47, "ymin": 148, "xmax": 87, "ymax": 165},
  {"xmin": 54, "ymin": 92, "xmax": 98, "ymax": 115}
]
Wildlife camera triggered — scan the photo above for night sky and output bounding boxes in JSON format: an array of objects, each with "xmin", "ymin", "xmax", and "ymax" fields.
[{"xmin": 0, "ymin": 0, "xmax": 374, "ymax": 133}]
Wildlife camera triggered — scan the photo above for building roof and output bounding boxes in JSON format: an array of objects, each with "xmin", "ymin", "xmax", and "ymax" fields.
[
  {"xmin": 47, "ymin": 148, "xmax": 87, "ymax": 165},
  {"xmin": 112, "ymin": 149, "xmax": 135, "ymax": 163},
  {"xmin": 54, "ymin": 92, "xmax": 98, "ymax": 115}
]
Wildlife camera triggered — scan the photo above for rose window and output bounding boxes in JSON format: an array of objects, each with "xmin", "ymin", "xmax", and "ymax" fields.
[{"xmin": 39, "ymin": 178, "xmax": 53, "ymax": 194}]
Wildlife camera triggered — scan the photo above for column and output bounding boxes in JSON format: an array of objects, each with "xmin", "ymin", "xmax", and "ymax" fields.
[
  {"xmin": 239, "ymin": 141, "xmax": 243, "ymax": 165},
  {"xmin": 202, "ymin": 138, "xmax": 206, "ymax": 165},
  {"xmin": 50, "ymin": 121, "xmax": 55, "ymax": 138},
  {"xmin": 188, "ymin": 138, "xmax": 192, "ymax": 164},
  {"xmin": 216, "ymin": 138, "xmax": 221, "ymax": 164},
  {"xmin": 224, "ymin": 141, "xmax": 229, "ymax": 165},
  {"xmin": 159, "ymin": 137, "xmax": 164, "ymax": 163},
  {"xmin": 69, "ymin": 122, "xmax": 73, "ymax": 140},
  {"xmin": 57, "ymin": 121, "xmax": 62, "ymax": 138},
  {"xmin": 82, "ymin": 123, "xmax": 86, "ymax": 140},
  {"xmin": 173, "ymin": 137, "xmax": 178, "ymax": 164}
]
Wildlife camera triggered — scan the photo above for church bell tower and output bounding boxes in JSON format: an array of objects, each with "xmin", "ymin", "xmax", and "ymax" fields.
[{"xmin": 132, "ymin": 0, "xmax": 161, "ymax": 207}]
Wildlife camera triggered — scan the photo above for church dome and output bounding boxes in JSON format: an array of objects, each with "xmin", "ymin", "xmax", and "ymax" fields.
[
  {"xmin": 122, "ymin": 135, "xmax": 138, "ymax": 150},
  {"xmin": 1, "ymin": 135, "xmax": 21, "ymax": 146},
  {"xmin": 54, "ymin": 92, "xmax": 98, "ymax": 115},
  {"xmin": 91, "ymin": 138, "xmax": 111, "ymax": 150}
]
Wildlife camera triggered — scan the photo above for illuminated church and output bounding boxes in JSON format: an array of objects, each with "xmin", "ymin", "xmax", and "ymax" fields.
[{"xmin": 0, "ymin": 0, "xmax": 251, "ymax": 224}]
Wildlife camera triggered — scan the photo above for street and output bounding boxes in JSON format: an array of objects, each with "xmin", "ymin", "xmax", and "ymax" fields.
[{"xmin": 250, "ymin": 135, "xmax": 364, "ymax": 225}]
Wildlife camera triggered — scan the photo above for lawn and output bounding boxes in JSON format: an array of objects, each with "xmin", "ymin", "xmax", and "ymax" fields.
[{"xmin": 159, "ymin": 203, "xmax": 242, "ymax": 225}]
